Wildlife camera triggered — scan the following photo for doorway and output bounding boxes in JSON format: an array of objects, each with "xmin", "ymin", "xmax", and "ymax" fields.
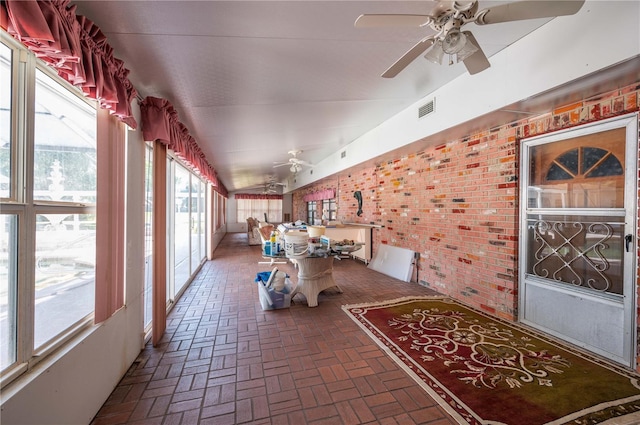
[{"xmin": 519, "ymin": 113, "xmax": 638, "ymax": 367}]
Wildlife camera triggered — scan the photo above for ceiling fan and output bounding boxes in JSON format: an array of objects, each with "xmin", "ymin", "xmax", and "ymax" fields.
[
  {"xmin": 354, "ymin": 0, "xmax": 585, "ymax": 77},
  {"xmin": 245, "ymin": 178, "xmax": 286, "ymax": 194},
  {"xmin": 261, "ymin": 182, "xmax": 285, "ymax": 194},
  {"xmin": 273, "ymin": 150, "xmax": 313, "ymax": 174}
]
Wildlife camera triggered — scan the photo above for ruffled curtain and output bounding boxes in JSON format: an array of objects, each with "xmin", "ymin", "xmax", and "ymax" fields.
[
  {"xmin": 1, "ymin": 0, "xmax": 137, "ymax": 128},
  {"xmin": 235, "ymin": 193, "xmax": 283, "ymax": 200},
  {"xmin": 303, "ymin": 188, "xmax": 335, "ymax": 202},
  {"xmin": 140, "ymin": 96, "xmax": 228, "ymax": 196}
]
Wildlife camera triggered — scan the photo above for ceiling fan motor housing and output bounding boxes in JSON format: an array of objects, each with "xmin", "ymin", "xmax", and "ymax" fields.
[{"xmin": 432, "ymin": 1, "xmax": 478, "ymax": 31}]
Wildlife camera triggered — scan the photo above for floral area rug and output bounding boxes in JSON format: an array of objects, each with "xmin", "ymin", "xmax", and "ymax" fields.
[{"xmin": 342, "ymin": 296, "xmax": 640, "ymax": 424}]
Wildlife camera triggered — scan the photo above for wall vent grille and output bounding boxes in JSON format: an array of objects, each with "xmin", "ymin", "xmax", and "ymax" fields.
[
  {"xmin": 341, "ymin": 150, "xmax": 346, "ymax": 159},
  {"xmin": 418, "ymin": 98, "xmax": 435, "ymax": 118}
]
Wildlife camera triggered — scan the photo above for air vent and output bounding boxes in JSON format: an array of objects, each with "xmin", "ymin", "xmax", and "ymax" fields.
[
  {"xmin": 341, "ymin": 150, "xmax": 346, "ymax": 159},
  {"xmin": 418, "ymin": 98, "xmax": 435, "ymax": 118}
]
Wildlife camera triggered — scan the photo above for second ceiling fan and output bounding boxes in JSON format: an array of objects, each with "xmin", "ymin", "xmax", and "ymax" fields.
[
  {"xmin": 355, "ymin": 0, "xmax": 585, "ymax": 77},
  {"xmin": 273, "ymin": 150, "xmax": 313, "ymax": 174}
]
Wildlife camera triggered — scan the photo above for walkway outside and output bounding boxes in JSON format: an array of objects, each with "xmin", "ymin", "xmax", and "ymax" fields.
[{"xmin": 91, "ymin": 232, "xmax": 457, "ymax": 424}]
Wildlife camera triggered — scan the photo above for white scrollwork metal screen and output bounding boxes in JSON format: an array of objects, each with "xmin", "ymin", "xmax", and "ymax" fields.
[{"xmin": 526, "ymin": 215, "xmax": 624, "ymax": 295}]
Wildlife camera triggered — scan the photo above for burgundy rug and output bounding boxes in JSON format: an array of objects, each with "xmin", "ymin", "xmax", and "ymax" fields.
[{"xmin": 342, "ymin": 296, "xmax": 640, "ymax": 425}]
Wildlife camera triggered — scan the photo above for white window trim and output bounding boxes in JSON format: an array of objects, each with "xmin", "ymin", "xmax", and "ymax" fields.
[{"xmin": 0, "ymin": 36, "xmax": 99, "ymax": 387}]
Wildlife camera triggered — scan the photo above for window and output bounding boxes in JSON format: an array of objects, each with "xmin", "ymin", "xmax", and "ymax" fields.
[
  {"xmin": 546, "ymin": 147, "xmax": 623, "ymax": 181},
  {"xmin": 189, "ymin": 177, "xmax": 205, "ymax": 283},
  {"xmin": 168, "ymin": 160, "xmax": 207, "ymax": 302},
  {"xmin": 236, "ymin": 198, "xmax": 283, "ymax": 223},
  {"xmin": 0, "ymin": 42, "xmax": 11, "ymax": 199},
  {"xmin": 173, "ymin": 162, "xmax": 191, "ymax": 293},
  {"xmin": 307, "ymin": 201, "xmax": 317, "ymax": 224},
  {"xmin": 529, "ymin": 128, "xmax": 626, "ymax": 209},
  {"xmin": 217, "ymin": 193, "xmax": 226, "ymax": 230},
  {"xmin": 33, "ymin": 69, "xmax": 97, "ymax": 351},
  {"xmin": 0, "ymin": 41, "xmax": 16, "ymax": 373},
  {"xmin": 144, "ymin": 144, "xmax": 153, "ymax": 330},
  {"xmin": 1, "ymin": 215, "xmax": 18, "ymax": 372},
  {"xmin": 213, "ymin": 192, "xmax": 227, "ymax": 231},
  {"xmin": 322, "ymin": 199, "xmax": 337, "ymax": 221},
  {"xmin": 1, "ymin": 39, "xmax": 97, "ymax": 379}
]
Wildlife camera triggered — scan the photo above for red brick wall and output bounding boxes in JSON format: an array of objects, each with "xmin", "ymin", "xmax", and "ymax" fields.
[{"xmin": 293, "ymin": 83, "xmax": 639, "ymax": 330}]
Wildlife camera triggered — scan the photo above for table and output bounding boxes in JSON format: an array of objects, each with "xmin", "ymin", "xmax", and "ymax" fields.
[
  {"xmin": 329, "ymin": 243, "xmax": 364, "ymax": 261},
  {"xmin": 258, "ymin": 244, "xmax": 287, "ymax": 265},
  {"xmin": 291, "ymin": 255, "xmax": 341, "ymax": 307}
]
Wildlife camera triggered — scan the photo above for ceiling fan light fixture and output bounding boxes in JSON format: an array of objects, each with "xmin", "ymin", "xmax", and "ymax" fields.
[
  {"xmin": 441, "ymin": 30, "xmax": 467, "ymax": 55},
  {"xmin": 455, "ymin": 36, "xmax": 478, "ymax": 62},
  {"xmin": 424, "ymin": 42, "xmax": 444, "ymax": 64}
]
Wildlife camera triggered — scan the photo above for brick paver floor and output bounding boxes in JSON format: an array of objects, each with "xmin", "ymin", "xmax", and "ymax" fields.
[{"xmin": 91, "ymin": 232, "xmax": 459, "ymax": 424}]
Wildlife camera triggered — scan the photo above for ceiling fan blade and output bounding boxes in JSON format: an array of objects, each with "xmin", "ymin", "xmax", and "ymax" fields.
[
  {"xmin": 296, "ymin": 160, "xmax": 313, "ymax": 167},
  {"xmin": 354, "ymin": 14, "xmax": 433, "ymax": 28},
  {"xmin": 461, "ymin": 31, "xmax": 490, "ymax": 75},
  {"xmin": 382, "ymin": 36, "xmax": 435, "ymax": 78},
  {"xmin": 475, "ymin": 0, "xmax": 585, "ymax": 25},
  {"xmin": 273, "ymin": 163, "xmax": 289, "ymax": 168}
]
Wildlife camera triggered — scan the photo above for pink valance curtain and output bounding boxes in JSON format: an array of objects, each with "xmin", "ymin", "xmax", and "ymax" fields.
[
  {"xmin": 1, "ymin": 0, "xmax": 138, "ymax": 128},
  {"xmin": 140, "ymin": 96, "xmax": 228, "ymax": 197},
  {"xmin": 303, "ymin": 188, "xmax": 335, "ymax": 202},
  {"xmin": 235, "ymin": 193, "xmax": 283, "ymax": 200}
]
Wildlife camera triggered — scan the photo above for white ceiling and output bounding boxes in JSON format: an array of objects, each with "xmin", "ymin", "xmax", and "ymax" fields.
[{"xmin": 71, "ymin": 1, "xmax": 574, "ymax": 193}]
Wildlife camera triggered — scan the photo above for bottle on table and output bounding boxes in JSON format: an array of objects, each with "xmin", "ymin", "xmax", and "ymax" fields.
[{"xmin": 270, "ymin": 231, "xmax": 278, "ymax": 254}]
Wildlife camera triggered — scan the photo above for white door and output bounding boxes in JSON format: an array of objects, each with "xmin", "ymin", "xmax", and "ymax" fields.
[{"xmin": 519, "ymin": 113, "xmax": 638, "ymax": 367}]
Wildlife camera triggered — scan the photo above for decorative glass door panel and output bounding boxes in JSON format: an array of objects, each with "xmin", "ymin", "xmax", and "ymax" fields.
[
  {"xmin": 519, "ymin": 114, "xmax": 637, "ymax": 367},
  {"xmin": 528, "ymin": 127, "xmax": 625, "ymax": 209}
]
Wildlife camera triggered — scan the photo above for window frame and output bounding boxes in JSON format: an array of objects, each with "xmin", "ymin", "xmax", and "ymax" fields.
[
  {"xmin": 236, "ymin": 198, "xmax": 283, "ymax": 224},
  {"xmin": 166, "ymin": 156, "xmax": 208, "ymax": 306},
  {"xmin": 32, "ymin": 63, "xmax": 98, "ymax": 354},
  {"xmin": 1, "ymin": 35, "xmax": 99, "ymax": 387},
  {"xmin": 307, "ymin": 200, "xmax": 317, "ymax": 224},
  {"xmin": 322, "ymin": 198, "xmax": 337, "ymax": 221},
  {"xmin": 143, "ymin": 143, "xmax": 154, "ymax": 334}
]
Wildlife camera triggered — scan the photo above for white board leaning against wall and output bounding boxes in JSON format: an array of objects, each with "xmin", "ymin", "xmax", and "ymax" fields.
[{"xmin": 367, "ymin": 244, "xmax": 415, "ymax": 282}]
